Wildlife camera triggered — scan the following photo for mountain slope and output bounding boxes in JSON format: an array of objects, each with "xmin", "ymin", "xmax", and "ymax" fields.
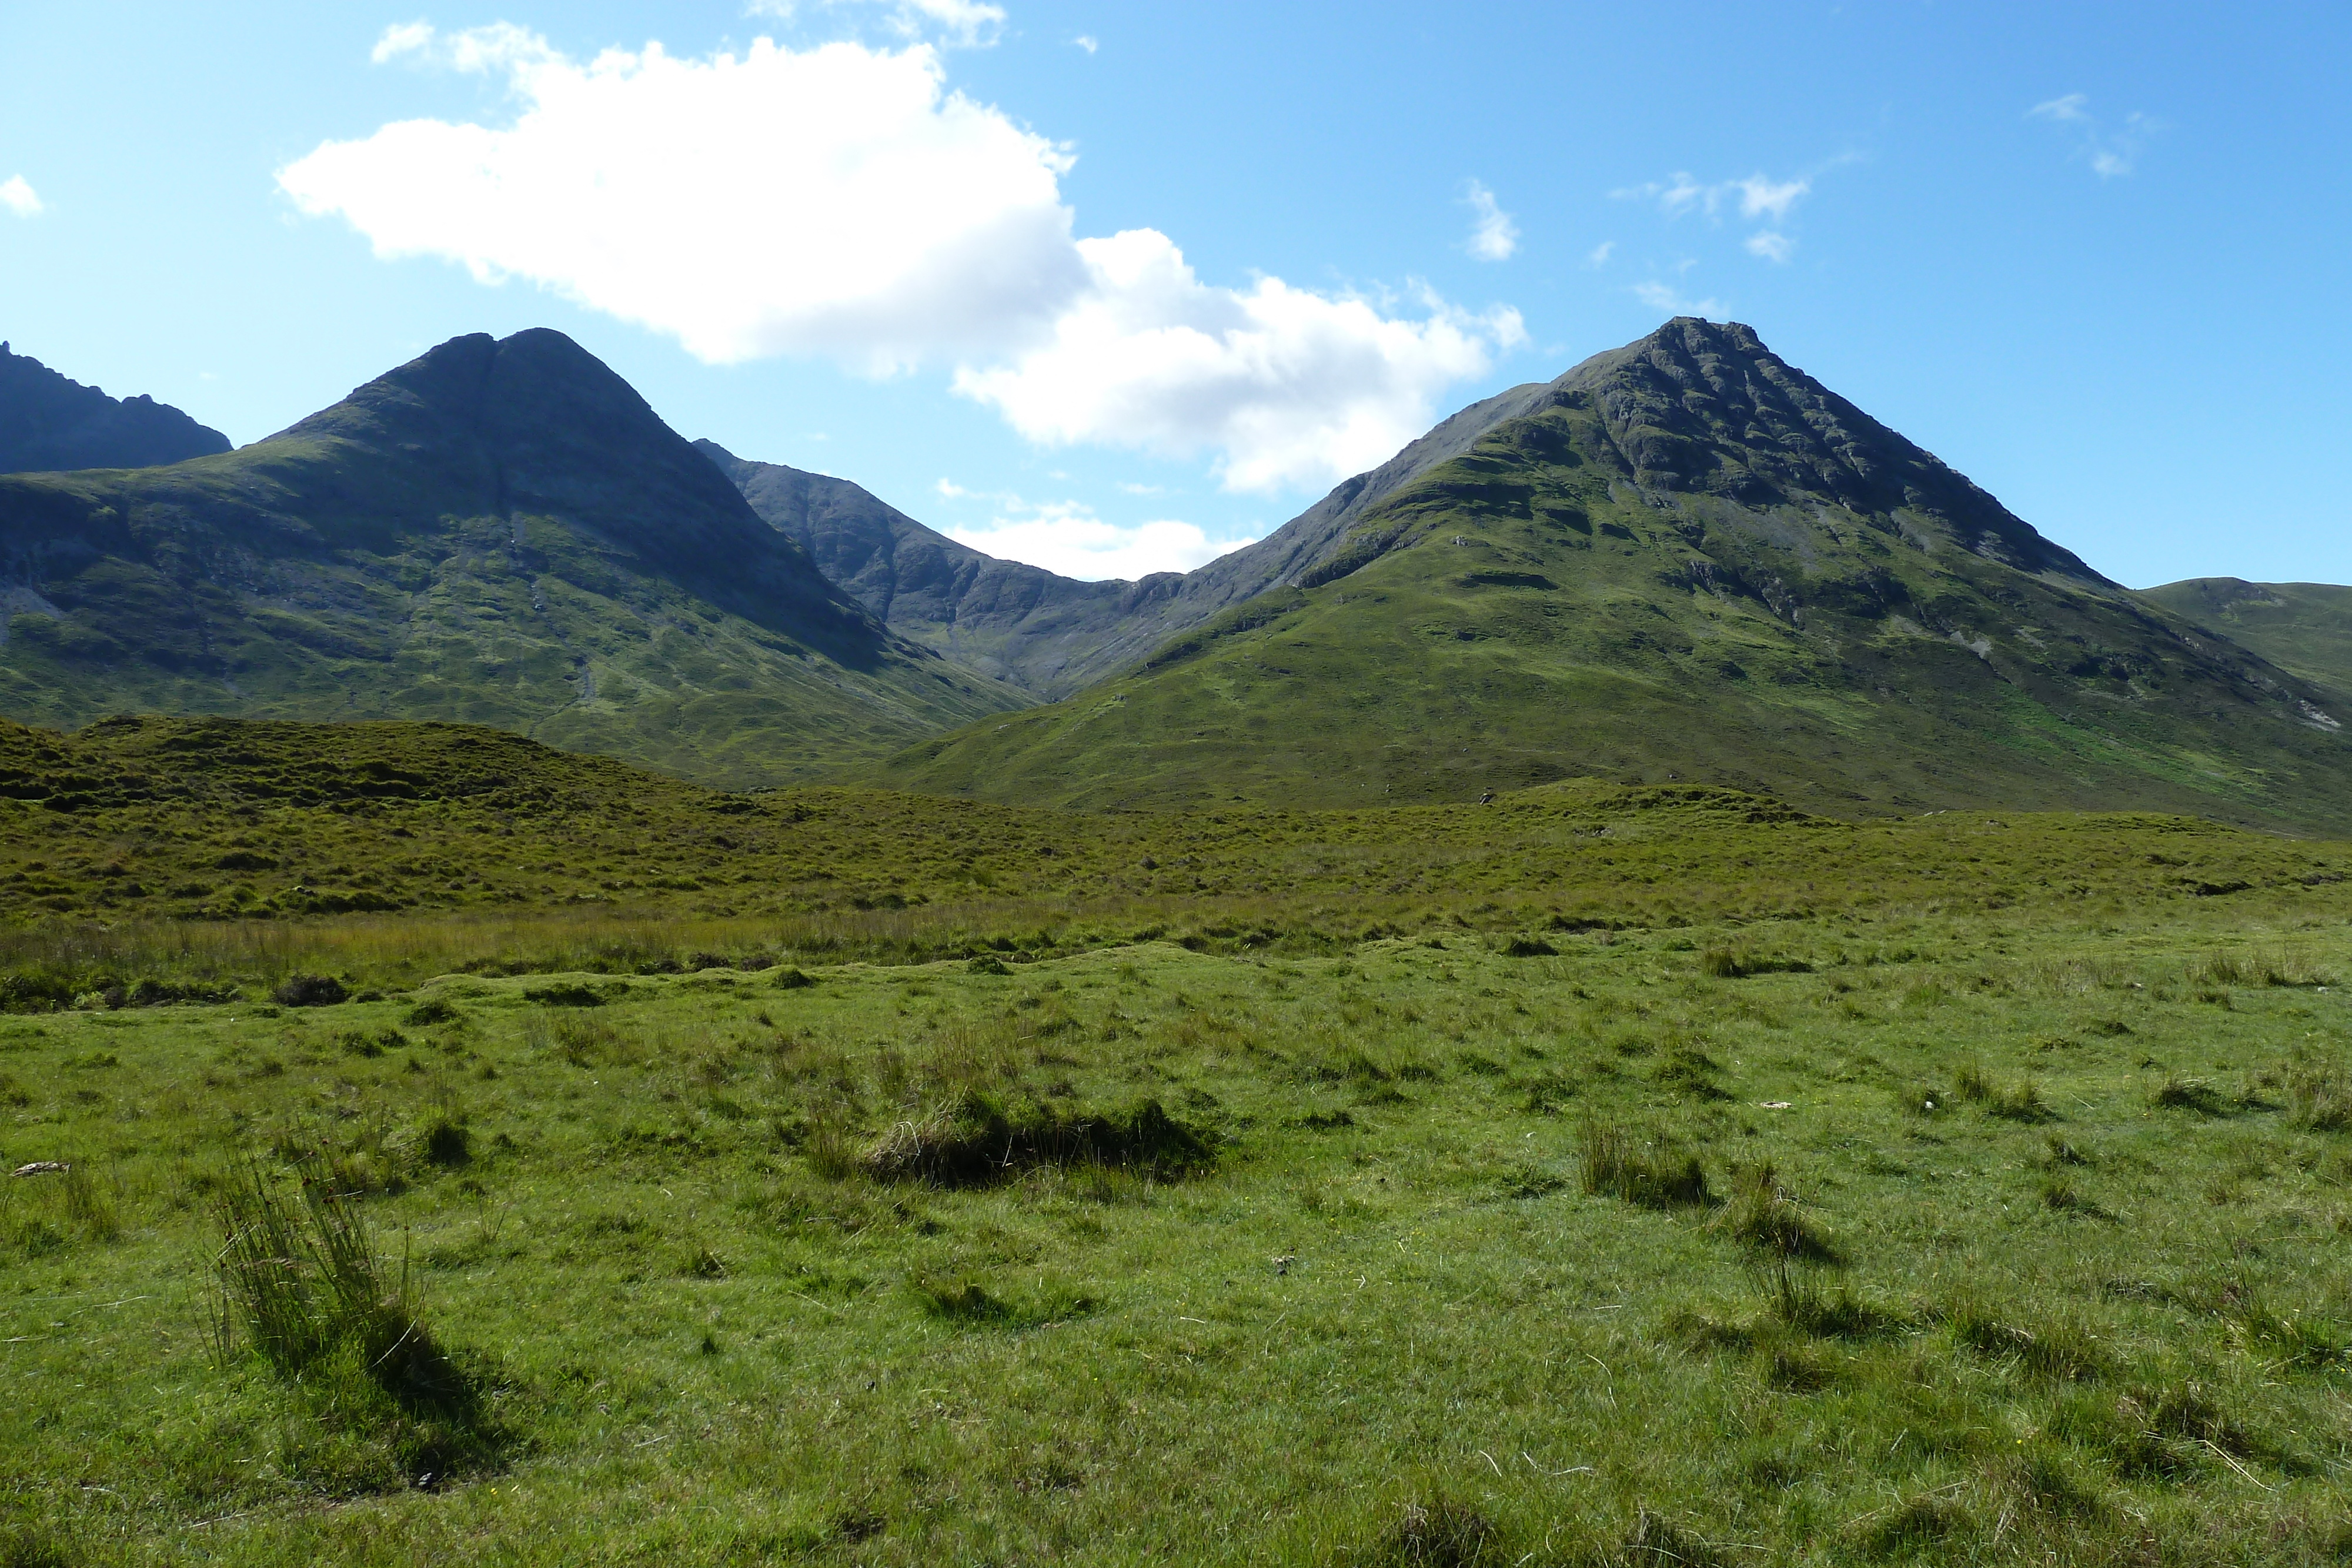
[
  {"xmin": 0, "ymin": 330, "xmax": 1024, "ymax": 786},
  {"xmin": 879, "ymin": 318, "xmax": 2351, "ymax": 832},
  {"xmin": 1, "ymin": 340, "xmax": 232, "ymax": 473},
  {"xmin": 697, "ymin": 440, "xmax": 1143, "ymax": 693},
  {"xmin": 704, "ymin": 379, "xmax": 1558, "ymax": 698},
  {"xmin": 2140, "ymin": 579, "xmax": 2352, "ymax": 703}
]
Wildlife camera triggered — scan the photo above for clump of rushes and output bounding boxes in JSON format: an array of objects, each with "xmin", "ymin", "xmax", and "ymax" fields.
[
  {"xmin": 1713, "ymin": 1162, "xmax": 1839, "ymax": 1262},
  {"xmin": 208, "ymin": 1155, "xmax": 501, "ymax": 1482},
  {"xmin": 2151, "ymin": 1076, "xmax": 2230, "ymax": 1115},
  {"xmin": 1579, "ymin": 1121, "xmax": 1710, "ymax": 1208},
  {"xmin": 860, "ymin": 1093, "xmax": 1212, "ymax": 1187},
  {"xmin": 1954, "ymin": 1061, "xmax": 2051, "ymax": 1121}
]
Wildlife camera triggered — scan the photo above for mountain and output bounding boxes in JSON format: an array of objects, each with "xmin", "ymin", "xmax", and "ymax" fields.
[
  {"xmin": 0, "ymin": 330, "xmax": 1025, "ymax": 787},
  {"xmin": 703, "ymin": 380, "xmax": 1555, "ymax": 698},
  {"xmin": 2140, "ymin": 579, "xmax": 2352, "ymax": 703},
  {"xmin": 877, "ymin": 318, "xmax": 2352, "ymax": 833},
  {"xmin": 1, "ymin": 340, "xmax": 232, "ymax": 473}
]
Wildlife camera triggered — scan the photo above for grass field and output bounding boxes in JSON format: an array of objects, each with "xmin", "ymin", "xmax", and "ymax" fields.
[{"xmin": 5, "ymin": 757, "xmax": 2352, "ymax": 1563}]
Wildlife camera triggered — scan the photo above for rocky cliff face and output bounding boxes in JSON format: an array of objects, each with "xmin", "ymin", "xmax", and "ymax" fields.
[{"xmin": 0, "ymin": 342, "xmax": 231, "ymax": 473}]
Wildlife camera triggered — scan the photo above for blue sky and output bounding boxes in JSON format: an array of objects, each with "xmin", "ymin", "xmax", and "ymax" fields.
[{"xmin": 3, "ymin": 1, "xmax": 2347, "ymax": 587}]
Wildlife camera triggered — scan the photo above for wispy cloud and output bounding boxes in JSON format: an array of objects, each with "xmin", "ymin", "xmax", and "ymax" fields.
[
  {"xmin": 1463, "ymin": 179, "xmax": 1519, "ymax": 262},
  {"xmin": 1587, "ymin": 240, "xmax": 1615, "ymax": 267},
  {"xmin": 1632, "ymin": 279, "xmax": 1723, "ymax": 319},
  {"xmin": 0, "ymin": 175, "xmax": 41, "ymax": 218},
  {"xmin": 2029, "ymin": 93, "xmax": 2155, "ymax": 178},
  {"xmin": 1612, "ymin": 167, "xmax": 1816, "ymax": 266},
  {"xmin": 1073, "ymin": 34, "xmax": 1098, "ymax": 53},
  {"xmin": 744, "ymin": 0, "xmax": 1007, "ymax": 48},
  {"xmin": 1613, "ymin": 170, "xmax": 1812, "ymax": 223}
]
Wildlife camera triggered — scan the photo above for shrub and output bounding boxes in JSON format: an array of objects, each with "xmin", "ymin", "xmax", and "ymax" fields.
[
  {"xmin": 1579, "ymin": 1121, "xmax": 1710, "ymax": 1208},
  {"xmin": 422, "ymin": 1119, "xmax": 471, "ymax": 1169},
  {"xmin": 273, "ymin": 974, "xmax": 349, "ymax": 1008}
]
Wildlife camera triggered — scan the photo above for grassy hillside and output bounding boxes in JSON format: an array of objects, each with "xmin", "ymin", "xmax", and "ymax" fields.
[
  {"xmin": 881, "ymin": 323, "xmax": 2351, "ymax": 833},
  {"xmin": 2, "ymin": 714, "xmax": 2345, "ymax": 980},
  {"xmin": 2143, "ymin": 579, "xmax": 2352, "ymax": 703},
  {"xmin": 5, "ymin": 818, "xmax": 2350, "ymax": 1561},
  {"xmin": 0, "ymin": 331, "xmax": 1024, "ymax": 787}
]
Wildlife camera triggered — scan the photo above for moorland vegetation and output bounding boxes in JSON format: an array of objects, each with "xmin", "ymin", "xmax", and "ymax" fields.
[{"xmin": 2, "ymin": 712, "xmax": 2350, "ymax": 1564}]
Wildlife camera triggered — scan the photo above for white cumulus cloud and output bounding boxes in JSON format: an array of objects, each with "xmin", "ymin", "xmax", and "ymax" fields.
[
  {"xmin": 947, "ymin": 500, "xmax": 1254, "ymax": 580},
  {"xmin": 1464, "ymin": 179, "xmax": 1518, "ymax": 261},
  {"xmin": 282, "ymin": 24, "xmax": 1518, "ymax": 494},
  {"xmin": 0, "ymin": 176, "xmax": 43, "ymax": 218},
  {"xmin": 283, "ymin": 28, "xmax": 1079, "ymax": 373},
  {"xmin": 953, "ymin": 229, "xmax": 1524, "ymax": 493}
]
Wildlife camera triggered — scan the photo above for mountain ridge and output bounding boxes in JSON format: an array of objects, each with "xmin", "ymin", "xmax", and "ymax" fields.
[
  {"xmin": 0, "ymin": 340, "xmax": 232, "ymax": 474},
  {"xmin": 0, "ymin": 329, "xmax": 1024, "ymax": 786},
  {"xmin": 876, "ymin": 317, "xmax": 2352, "ymax": 833}
]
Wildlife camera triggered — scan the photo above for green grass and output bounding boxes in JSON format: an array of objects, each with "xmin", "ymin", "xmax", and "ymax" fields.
[
  {"xmin": 2141, "ymin": 580, "xmax": 2352, "ymax": 706},
  {"xmin": 2, "ymin": 794, "xmax": 2351, "ymax": 1558},
  {"xmin": 878, "ymin": 399, "xmax": 2351, "ymax": 833},
  {"xmin": 0, "ymin": 330, "xmax": 1027, "ymax": 789},
  {"xmin": 3, "ymin": 716, "xmax": 2351, "ymax": 1561}
]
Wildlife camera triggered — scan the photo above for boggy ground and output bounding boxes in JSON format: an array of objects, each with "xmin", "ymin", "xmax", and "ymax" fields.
[{"xmin": 5, "ymin": 876, "xmax": 2351, "ymax": 1564}]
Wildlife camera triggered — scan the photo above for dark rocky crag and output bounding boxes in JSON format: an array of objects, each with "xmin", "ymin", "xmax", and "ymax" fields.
[{"xmin": 1, "ymin": 341, "xmax": 232, "ymax": 474}]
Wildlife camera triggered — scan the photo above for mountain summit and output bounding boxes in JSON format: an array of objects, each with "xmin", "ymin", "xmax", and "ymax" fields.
[
  {"xmin": 0, "ymin": 330, "xmax": 1021, "ymax": 784},
  {"xmin": 882, "ymin": 319, "xmax": 2351, "ymax": 831}
]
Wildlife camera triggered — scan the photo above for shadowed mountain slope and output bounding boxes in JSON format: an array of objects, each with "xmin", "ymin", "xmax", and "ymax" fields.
[
  {"xmin": 1, "ymin": 341, "xmax": 232, "ymax": 474},
  {"xmin": 0, "ymin": 330, "xmax": 1024, "ymax": 786},
  {"xmin": 2141, "ymin": 579, "xmax": 2352, "ymax": 704},
  {"xmin": 704, "ymin": 378, "xmax": 1561, "ymax": 698},
  {"xmin": 878, "ymin": 319, "xmax": 2352, "ymax": 833}
]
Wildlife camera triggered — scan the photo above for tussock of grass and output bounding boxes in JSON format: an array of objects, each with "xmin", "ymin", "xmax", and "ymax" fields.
[
  {"xmin": 1712, "ymin": 1162, "xmax": 1838, "ymax": 1261},
  {"xmin": 1579, "ymin": 1121, "xmax": 1710, "ymax": 1208},
  {"xmin": 860, "ymin": 1093, "xmax": 1212, "ymax": 1187},
  {"xmin": 1953, "ymin": 1061, "xmax": 2052, "ymax": 1121},
  {"xmin": 1947, "ymin": 1301, "xmax": 2109, "ymax": 1381},
  {"xmin": 1369, "ymin": 1497, "xmax": 1499, "ymax": 1567},
  {"xmin": 2153, "ymin": 1075, "xmax": 2231, "ymax": 1115},
  {"xmin": 1698, "ymin": 947, "xmax": 1811, "ymax": 979}
]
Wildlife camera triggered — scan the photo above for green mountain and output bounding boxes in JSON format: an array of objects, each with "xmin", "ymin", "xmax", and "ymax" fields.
[
  {"xmin": 2141, "ymin": 579, "xmax": 2352, "ymax": 703},
  {"xmin": 0, "ymin": 330, "xmax": 1024, "ymax": 787},
  {"xmin": 1, "ymin": 340, "xmax": 231, "ymax": 473},
  {"xmin": 879, "ymin": 318, "xmax": 2352, "ymax": 832},
  {"xmin": 703, "ymin": 379, "xmax": 1555, "ymax": 698}
]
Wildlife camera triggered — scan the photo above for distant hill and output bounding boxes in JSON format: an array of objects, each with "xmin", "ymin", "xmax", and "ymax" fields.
[
  {"xmin": 0, "ymin": 340, "xmax": 231, "ymax": 473},
  {"xmin": 704, "ymin": 380, "xmax": 1555, "ymax": 698},
  {"xmin": 0, "ymin": 330, "xmax": 1025, "ymax": 787},
  {"xmin": 2140, "ymin": 579, "xmax": 2352, "ymax": 703},
  {"xmin": 879, "ymin": 318, "xmax": 2352, "ymax": 833}
]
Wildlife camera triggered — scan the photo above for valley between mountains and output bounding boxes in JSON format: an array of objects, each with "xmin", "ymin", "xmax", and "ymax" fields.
[{"xmin": 4, "ymin": 319, "xmax": 2351, "ymax": 1567}]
